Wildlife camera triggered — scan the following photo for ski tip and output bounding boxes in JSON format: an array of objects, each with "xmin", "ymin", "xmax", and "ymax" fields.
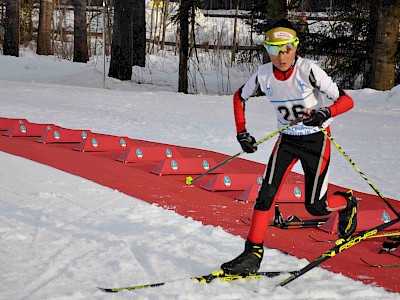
[
  {"xmin": 97, "ymin": 287, "xmax": 117, "ymax": 293},
  {"xmin": 185, "ymin": 176, "xmax": 193, "ymax": 185}
]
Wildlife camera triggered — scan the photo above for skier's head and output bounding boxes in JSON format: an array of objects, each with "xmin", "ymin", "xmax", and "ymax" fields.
[
  {"xmin": 264, "ymin": 19, "xmax": 299, "ymax": 71},
  {"xmin": 263, "ymin": 19, "xmax": 299, "ymax": 56}
]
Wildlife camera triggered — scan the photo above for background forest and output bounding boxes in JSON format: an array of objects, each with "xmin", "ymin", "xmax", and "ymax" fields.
[{"xmin": 1, "ymin": 0, "xmax": 400, "ymax": 94}]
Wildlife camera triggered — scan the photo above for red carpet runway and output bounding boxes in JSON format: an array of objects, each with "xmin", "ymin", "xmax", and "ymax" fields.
[{"xmin": 1, "ymin": 118, "xmax": 399, "ymax": 293}]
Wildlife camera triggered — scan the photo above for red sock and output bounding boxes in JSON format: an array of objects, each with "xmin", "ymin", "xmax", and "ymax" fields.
[
  {"xmin": 247, "ymin": 210, "xmax": 271, "ymax": 244},
  {"xmin": 326, "ymin": 194, "xmax": 347, "ymax": 212}
]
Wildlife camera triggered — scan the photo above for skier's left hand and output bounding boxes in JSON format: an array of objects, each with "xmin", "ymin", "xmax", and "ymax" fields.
[
  {"xmin": 303, "ymin": 107, "xmax": 331, "ymax": 126},
  {"xmin": 237, "ymin": 130, "xmax": 257, "ymax": 153}
]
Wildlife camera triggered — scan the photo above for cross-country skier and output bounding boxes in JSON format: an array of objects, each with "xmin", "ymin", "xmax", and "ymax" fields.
[{"xmin": 221, "ymin": 19, "xmax": 358, "ymax": 275}]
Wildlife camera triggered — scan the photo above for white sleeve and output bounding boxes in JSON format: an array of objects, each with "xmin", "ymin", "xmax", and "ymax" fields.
[
  {"xmin": 240, "ymin": 72, "xmax": 260, "ymax": 101},
  {"xmin": 310, "ymin": 64, "xmax": 340, "ymax": 101}
]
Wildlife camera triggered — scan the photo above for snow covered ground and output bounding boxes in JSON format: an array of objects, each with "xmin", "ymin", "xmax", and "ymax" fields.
[{"xmin": 0, "ymin": 51, "xmax": 399, "ymax": 299}]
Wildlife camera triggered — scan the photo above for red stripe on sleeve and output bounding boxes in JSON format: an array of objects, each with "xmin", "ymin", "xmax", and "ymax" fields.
[
  {"xmin": 328, "ymin": 91, "xmax": 354, "ymax": 117},
  {"xmin": 233, "ymin": 89, "xmax": 246, "ymax": 133}
]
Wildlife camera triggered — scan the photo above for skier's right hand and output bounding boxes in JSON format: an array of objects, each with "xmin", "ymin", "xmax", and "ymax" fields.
[
  {"xmin": 237, "ymin": 130, "xmax": 257, "ymax": 153},
  {"xmin": 302, "ymin": 107, "xmax": 331, "ymax": 127}
]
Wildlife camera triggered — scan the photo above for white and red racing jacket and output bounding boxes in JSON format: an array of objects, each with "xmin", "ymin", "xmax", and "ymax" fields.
[{"xmin": 234, "ymin": 56, "xmax": 354, "ymax": 135}]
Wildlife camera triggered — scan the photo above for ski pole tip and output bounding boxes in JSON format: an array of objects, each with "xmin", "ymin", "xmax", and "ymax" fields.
[{"xmin": 186, "ymin": 176, "xmax": 193, "ymax": 185}]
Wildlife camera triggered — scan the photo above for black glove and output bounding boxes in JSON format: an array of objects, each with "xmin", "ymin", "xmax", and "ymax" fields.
[
  {"xmin": 303, "ymin": 107, "xmax": 331, "ymax": 127},
  {"xmin": 237, "ymin": 130, "xmax": 257, "ymax": 153}
]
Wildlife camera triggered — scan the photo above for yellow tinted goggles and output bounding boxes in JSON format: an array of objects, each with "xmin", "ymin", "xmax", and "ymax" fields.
[{"xmin": 263, "ymin": 37, "xmax": 299, "ymax": 56}]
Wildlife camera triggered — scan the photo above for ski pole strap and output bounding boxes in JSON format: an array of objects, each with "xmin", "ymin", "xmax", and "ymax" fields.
[
  {"xmin": 319, "ymin": 126, "xmax": 400, "ymax": 218},
  {"xmin": 186, "ymin": 118, "xmax": 302, "ymax": 185}
]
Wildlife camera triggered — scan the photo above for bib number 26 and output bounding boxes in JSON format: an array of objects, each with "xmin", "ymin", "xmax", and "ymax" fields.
[{"xmin": 278, "ymin": 104, "xmax": 306, "ymax": 121}]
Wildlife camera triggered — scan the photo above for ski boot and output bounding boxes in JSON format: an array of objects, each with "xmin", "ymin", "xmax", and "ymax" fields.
[
  {"xmin": 221, "ymin": 239, "xmax": 264, "ymax": 275},
  {"xmin": 336, "ymin": 190, "xmax": 358, "ymax": 240}
]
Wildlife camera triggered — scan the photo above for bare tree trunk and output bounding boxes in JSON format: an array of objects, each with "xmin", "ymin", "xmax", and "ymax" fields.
[
  {"xmin": 157, "ymin": 3, "xmax": 163, "ymax": 51},
  {"xmin": 20, "ymin": 0, "xmax": 35, "ymax": 46},
  {"xmin": 106, "ymin": 0, "xmax": 112, "ymax": 56},
  {"xmin": 231, "ymin": 0, "xmax": 239, "ymax": 63},
  {"xmin": 154, "ymin": 2, "xmax": 160, "ymax": 50},
  {"xmin": 178, "ymin": 0, "xmax": 190, "ymax": 93},
  {"xmin": 161, "ymin": 0, "xmax": 170, "ymax": 50},
  {"xmin": 132, "ymin": 0, "xmax": 145, "ymax": 66},
  {"xmin": 368, "ymin": 0, "xmax": 400, "ymax": 90},
  {"xmin": 56, "ymin": 3, "xmax": 67, "ymax": 58},
  {"xmin": 147, "ymin": 4, "xmax": 154, "ymax": 53},
  {"xmin": 37, "ymin": 0, "xmax": 53, "ymax": 55},
  {"xmin": 0, "ymin": 1, "xmax": 4, "ymax": 24},
  {"xmin": 108, "ymin": 0, "xmax": 133, "ymax": 81},
  {"xmin": 3, "ymin": 0, "xmax": 19, "ymax": 56},
  {"xmin": 73, "ymin": 0, "xmax": 89, "ymax": 63},
  {"xmin": 189, "ymin": 3, "xmax": 195, "ymax": 57},
  {"xmin": 363, "ymin": 1, "xmax": 379, "ymax": 88}
]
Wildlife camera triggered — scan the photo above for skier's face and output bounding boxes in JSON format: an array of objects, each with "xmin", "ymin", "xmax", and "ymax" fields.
[{"xmin": 268, "ymin": 45, "xmax": 296, "ymax": 72}]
